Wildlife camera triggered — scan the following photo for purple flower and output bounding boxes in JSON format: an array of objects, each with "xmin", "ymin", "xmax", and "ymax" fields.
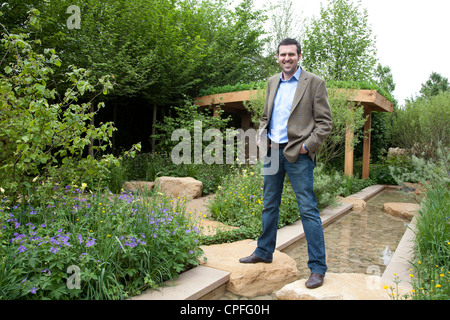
[
  {"xmin": 18, "ymin": 245, "xmax": 27, "ymax": 253},
  {"xmin": 49, "ymin": 247, "xmax": 59, "ymax": 254},
  {"xmin": 79, "ymin": 252, "xmax": 88, "ymax": 259},
  {"xmin": 77, "ymin": 234, "xmax": 83, "ymax": 245},
  {"xmin": 189, "ymin": 250, "xmax": 193, "ymax": 254},
  {"xmin": 86, "ymin": 237, "xmax": 96, "ymax": 247},
  {"xmin": 30, "ymin": 287, "xmax": 37, "ymax": 294}
]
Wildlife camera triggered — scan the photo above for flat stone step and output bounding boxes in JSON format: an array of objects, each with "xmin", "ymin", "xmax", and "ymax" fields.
[
  {"xmin": 131, "ymin": 266, "xmax": 229, "ymax": 300},
  {"xmin": 349, "ymin": 185, "xmax": 385, "ymax": 201}
]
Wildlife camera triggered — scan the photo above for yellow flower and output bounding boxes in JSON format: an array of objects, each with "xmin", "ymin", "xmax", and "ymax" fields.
[
  {"xmin": 89, "ymin": 230, "xmax": 93, "ymax": 233},
  {"xmin": 81, "ymin": 183, "xmax": 87, "ymax": 190},
  {"xmin": 411, "ymin": 289, "xmax": 415, "ymax": 293},
  {"xmin": 99, "ymin": 203, "xmax": 102, "ymax": 205},
  {"xmin": 383, "ymin": 285, "xmax": 389, "ymax": 290},
  {"xmin": 440, "ymin": 274, "xmax": 445, "ymax": 277},
  {"xmin": 107, "ymin": 234, "xmax": 111, "ymax": 238},
  {"xmin": 100, "ymin": 221, "xmax": 103, "ymax": 223},
  {"xmin": 435, "ymin": 284, "xmax": 441, "ymax": 288},
  {"xmin": 418, "ymin": 261, "xmax": 421, "ymax": 264},
  {"xmin": 409, "ymin": 274, "xmax": 414, "ymax": 278}
]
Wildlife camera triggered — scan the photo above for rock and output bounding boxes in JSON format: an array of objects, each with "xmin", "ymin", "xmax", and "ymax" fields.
[
  {"xmin": 155, "ymin": 176, "xmax": 203, "ymax": 199},
  {"xmin": 275, "ymin": 273, "xmax": 409, "ymax": 300},
  {"xmin": 337, "ymin": 196, "xmax": 367, "ymax": 211},
  {"xmin": 383, "ymin": 203, "xmax": 421, "ymax": 220},
  {"xmin": 402, "ymin": 182, "xmax": 426, "ymax": 195},
  {"xmin": 122, "ymin": 181, "xmax": 155, "ymax": 194},
  {"xmin": 200, "ymin": 240, "xmax": 300, "ymax": 298},
  {"xmin": 388, "ymin": 147, "xmax": 406, "ymax": 157}
]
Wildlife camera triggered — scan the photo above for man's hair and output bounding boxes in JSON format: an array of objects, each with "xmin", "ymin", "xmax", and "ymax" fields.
[{"xmin": 277, "ymin": 38, "xmax": 302, "ymax": 55}]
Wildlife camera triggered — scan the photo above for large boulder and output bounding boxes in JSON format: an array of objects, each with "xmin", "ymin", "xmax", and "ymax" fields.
[
  {"xmin": 122, "ymin": 181, "xmax": 155, "ymax": 194},
  {"xmin": 383, "ymin": 202, "xmax": 421, "ymax": 220},
  {"xmin": 200, "ymin": 240, "xmax": 300, "ymax": 298},
  {"xmin": 155, "ymin": 176, "xmax": 203, "ymax": 199},
  {"xmin": 275, "ymin": 273, "xmax": 410, "ymax": 300}
]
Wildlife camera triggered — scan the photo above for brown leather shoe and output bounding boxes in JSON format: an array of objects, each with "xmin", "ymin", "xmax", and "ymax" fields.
[
  {"xmin": 239, "ymin": 253, "xmax": 272, "ymax": 264},
  {"xmin": 305, "ymin": 273, "xmax": 324, "ymax": 289}
]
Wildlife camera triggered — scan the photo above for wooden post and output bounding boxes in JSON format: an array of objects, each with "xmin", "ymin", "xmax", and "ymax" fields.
[
  {"xmin": 362, "ymin": 108, "xmax": 372, "ymax": 179},
  {"xmin": 344, "ymin": 124, "xmax": 354, "ymax": 177}
]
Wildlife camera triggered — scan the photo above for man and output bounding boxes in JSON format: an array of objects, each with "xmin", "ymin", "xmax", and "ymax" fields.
[{"xmin": 239, "ymin": 38, "xmax": 333, "ymax": 289}]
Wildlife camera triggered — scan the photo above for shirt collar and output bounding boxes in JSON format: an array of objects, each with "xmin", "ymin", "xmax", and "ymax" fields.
[{"xmin": 280, "ymin": 66, "xmax": 301, "ymax": 82}]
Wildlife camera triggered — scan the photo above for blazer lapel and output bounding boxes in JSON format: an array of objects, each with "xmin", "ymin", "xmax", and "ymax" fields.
[{"xmin": 290, "ymin": 70, "xmax": 309, "ymax": 115}]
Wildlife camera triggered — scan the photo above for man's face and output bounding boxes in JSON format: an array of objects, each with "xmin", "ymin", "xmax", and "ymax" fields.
[{"xmin": 276, "ymin": 44, "xmax": 302, "ymax": 79}]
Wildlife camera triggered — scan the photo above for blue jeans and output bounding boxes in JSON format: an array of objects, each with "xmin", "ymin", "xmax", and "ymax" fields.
[{"xmin": 254, "ymin": 147, "xmax": 327, "ymax": 276}]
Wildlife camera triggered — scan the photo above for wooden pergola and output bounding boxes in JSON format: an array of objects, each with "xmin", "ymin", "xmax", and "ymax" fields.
[{"xmin": 194, "ymin": 89, "xmax": 393, "ymax": 179}]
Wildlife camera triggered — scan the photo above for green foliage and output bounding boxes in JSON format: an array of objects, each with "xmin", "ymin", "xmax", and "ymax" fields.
[
  {"xmin": 389, "ymin": 91, "xmax": 450, "ymax": 160},
  {"xmin": 0, "ymin": 186, "xmax": 203, "ymax": 300},
  {"xmin": 327, "ymin": 80, "xmax": 395, "ymax": 104},
  {"xmin": 419, "ymin": 72, "xmax": 449, "ymax": 100},
  {"xmin": 152, "ymin": 98, "xmax": 232, "ymax": 148},
  {"xmin": 316, "ymin": 89, "xmax": 367, "ymax": 164},
  {"xmin": 107, "ymin": 152, "xmax": 234, "ymax": 196},
  {"xmin": 1, "ymin": 0, "xmax": 270, "ymax": 107},
  {"xmin": 301, "ymin": 0, "xmax": 377, "ymax": 83},
  {"xmin": 0, "ymin": 17, "xmax": 139, "ymax": 196},
  {"xmin": 198, "ymin": 80, "xmax": 266, "ymax": 97},
  {"xmin": 410, "ymin": 184, "xmax": 450, "ymax": 300}
]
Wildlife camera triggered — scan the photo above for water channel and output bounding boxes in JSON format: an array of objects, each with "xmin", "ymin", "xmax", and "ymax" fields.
[{"xmin": 217, "ymin": 189, "xmax": 417, "ymax": 300}]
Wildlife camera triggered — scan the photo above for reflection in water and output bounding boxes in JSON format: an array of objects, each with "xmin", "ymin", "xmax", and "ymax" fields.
[{"xmin": 283, "ymin": 190, "xmax": 415, "ymax": 279}]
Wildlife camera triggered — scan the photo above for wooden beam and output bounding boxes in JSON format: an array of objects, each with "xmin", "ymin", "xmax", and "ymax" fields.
[
  {"xmin": 195, "ymin": 89, "xmax": 394, "ymax": 113},
  {"xmin": 194, "ymin": 90, "xmax": 257, "ymax": 108},
  {"xmin": 362, "ymin": 108, "xmax": 372, "ymax": 179}
]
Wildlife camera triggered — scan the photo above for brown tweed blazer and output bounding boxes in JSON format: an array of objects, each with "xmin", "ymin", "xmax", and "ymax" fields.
[{"xmin": 258, "ymin": 69, "xmax": 333, "ymax": 163}]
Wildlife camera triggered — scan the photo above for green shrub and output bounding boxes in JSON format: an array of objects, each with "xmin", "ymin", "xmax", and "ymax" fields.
[
  {"xmin": 389, "ymin": 91, "xmax": 450, "ymax": 161},
  {"xmin": 411, "ymin": 184, "xmax": 450, "ymax": 300},
  {"xmin": 0, "ymin": 15, "xmax": 140, "ymax": 197},
  {"xmin": 0, "ymin": 186, "xmax": 202, "ymax": 300}
]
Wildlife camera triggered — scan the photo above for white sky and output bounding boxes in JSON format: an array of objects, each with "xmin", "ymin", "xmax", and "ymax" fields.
[{"xmin": 250, "ymin": 0, "xmax": 450, "ymax": 106}]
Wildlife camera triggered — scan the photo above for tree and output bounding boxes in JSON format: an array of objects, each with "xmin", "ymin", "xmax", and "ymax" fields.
[
  {"xmin": 419, "ymin": 72, "xmax": 449, "ymax": 99},
  {"xmin": 0, "ymin": 13, "xmax": 140, "ymax": 196},
  {"xmin": 301, "ymin": 0, "xmax": 377, "ymax": 82}
]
